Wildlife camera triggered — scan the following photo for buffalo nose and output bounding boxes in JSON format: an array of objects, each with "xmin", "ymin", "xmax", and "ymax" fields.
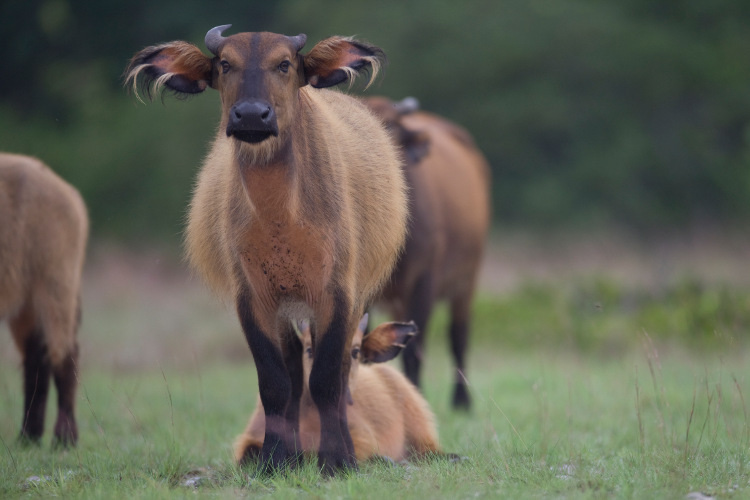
[{"xmin": 230, "ymin": 100, "xmax": 275, "ymax": 128}]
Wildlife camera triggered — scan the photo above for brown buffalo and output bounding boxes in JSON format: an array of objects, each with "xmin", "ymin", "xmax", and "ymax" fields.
[
  {"xmin": 125, "ymin": 26, "xmax": 408, "ymax": 473},
  {"xmin": 0, "ymin": 153, "xmax": 88, "ymax": 446},
  {"xmin": 234, "ymin": 314, "xmax": 444, "ymax": 464},
  {"xmin": 363, "ymin": 97, "xmax": 491, "ymax": 409}
]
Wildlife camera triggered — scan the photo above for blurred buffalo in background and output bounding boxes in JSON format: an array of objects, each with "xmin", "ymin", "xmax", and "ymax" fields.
[
  {"xmin": 363, "ymin": 97, "xmax": 491, "ymax": 410},
  {"xmin": 0, "ymin": 153, "xmax": 88, "ymax": 447}
]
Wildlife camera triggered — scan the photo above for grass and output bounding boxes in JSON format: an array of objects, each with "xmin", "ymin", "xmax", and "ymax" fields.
[
  {"xmin": 1, "ymin": 250, "xmax": 750, "ymax": 498},
  {"xmin": 3, "ymin": 345, "xmax": 749, "ymax": 498}
]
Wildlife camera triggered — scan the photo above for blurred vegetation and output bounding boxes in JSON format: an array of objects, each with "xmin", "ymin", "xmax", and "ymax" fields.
[
  {"xmin": 440, "ymin": 278, "xmax": 750, "ymax": 355},
  {"xmin": 1, "ymin": 0, "xmax": 750, "ymax": 243}
]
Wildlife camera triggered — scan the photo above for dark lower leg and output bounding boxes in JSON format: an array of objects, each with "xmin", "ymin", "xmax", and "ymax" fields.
[
  {"xmin": 236, "ymin": 291, "xmax": 292, "ymax": 471},
  {"xmin": 450, "ymin": 298, "xmax": 472, "ymax": 409},
  {"xmin": 310, "ymin": 364, "xmax": 354, "ymax": 474},
  {"xmin": 20, "ymin": 332, "xmax": 51, "ymax": 443},
  {"xmin": 52, "ymin": 344, "xmax": 79, "ymax": 447},
  {"xmin": 309, "ymin": 294, "xmax": 356, "ymax": 474},
  {"xmin": 402, "ymin": 341, "xmax": 423, "ymax": 389},
  {"xmin": 282, "ymin": 330, "xmax": 304, "ymax": 461},
  {"xmin": 402, "ymin": 275, "xmax": 434, "ymax": 389}
]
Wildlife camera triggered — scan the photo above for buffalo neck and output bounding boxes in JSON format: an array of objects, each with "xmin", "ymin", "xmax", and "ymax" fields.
[{"xmin": 238, "ymin": 93, "xmax": 338, "ymax": 227}]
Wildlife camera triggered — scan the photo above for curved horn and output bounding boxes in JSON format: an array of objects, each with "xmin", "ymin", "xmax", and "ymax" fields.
[
  {"xmin": 205, "ymin": 24, "xmax": 232, "ymax": 54},
  {"xmin": 394, "ymin": 96, "xmax": 420, "ymax": 115},
  {"xmin": 289, "ymin": 33, "xmax": 307, "ymax": 52}
]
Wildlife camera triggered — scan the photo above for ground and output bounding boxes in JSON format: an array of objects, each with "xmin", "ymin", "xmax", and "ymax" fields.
[{"xmin": 1, "ymin": 228, "xmax": 749, "ymax": 498}]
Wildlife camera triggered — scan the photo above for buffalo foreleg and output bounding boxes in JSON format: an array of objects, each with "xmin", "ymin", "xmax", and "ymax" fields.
[
  {"xmin": 281, "ymin": 323, "xmax": 304, "ymax": 463},
  {"xmin": 237, "ymin": 289, "xmax": 293, "ymax": 472},
  {"xmin": 309, "ymin": 291, "xmax": 357, "ymax": 474}
]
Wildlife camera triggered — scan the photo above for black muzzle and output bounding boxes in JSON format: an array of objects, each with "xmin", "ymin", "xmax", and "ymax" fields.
[{"xmin": 226, "ymin": 99, "xmax": 279, "ymax": 144}]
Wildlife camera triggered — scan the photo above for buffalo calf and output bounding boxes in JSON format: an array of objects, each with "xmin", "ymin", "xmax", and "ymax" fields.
[{"xmin": 235, "ymin": 314, "xmax": 444, "ymax": 464}]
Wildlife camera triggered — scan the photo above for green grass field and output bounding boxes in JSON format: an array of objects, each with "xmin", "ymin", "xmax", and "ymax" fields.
[{"xmin": 1, "ymin": 242, "xmax": 750, "ymax": 499}]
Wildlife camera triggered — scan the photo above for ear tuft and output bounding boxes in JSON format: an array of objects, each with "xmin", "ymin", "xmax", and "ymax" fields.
[
  {"xmin": 124, "ymin": 41, "xmax": 212, "ymax": 102},
  {"xmin": 303, "ymin": 36, "xmax": 386, "ymax": 89}
]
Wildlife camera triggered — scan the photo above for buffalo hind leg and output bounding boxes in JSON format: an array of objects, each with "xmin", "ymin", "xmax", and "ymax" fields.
[
  {"xmin": 309, "ymin": 292, "xmax": 357, "ymax": 474},
  {"xmin": 237, "ymin": 290, "xmax": 293, "ymax": 472},
  {"xmin": 18, "ymin": 331, "xmax": 52, "ymax": 444},
  {"xmin": 51, "ymin": 343, "xmax": 79, "ymax": 447},
  {"xmin": 449, "ymin": 295, "xmax": 472, "ymax": 409},
  {"xmin": 10, "ymin": 305, "xmax": 51, "ymax": 444},
  {"xmin": 401, "ymin": 273, "xmax": 435, "ymax": 389}
]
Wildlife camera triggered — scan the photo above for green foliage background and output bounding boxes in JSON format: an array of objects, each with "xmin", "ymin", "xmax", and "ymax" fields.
[{"xmin": 2, "ymin": 0, "xmax": 749, "ymax": 243}]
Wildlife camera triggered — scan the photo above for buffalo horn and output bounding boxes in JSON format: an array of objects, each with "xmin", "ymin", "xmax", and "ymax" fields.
[
  {"xmin": 394, "ymin": 97, "xmax": 420, "ymax": 115},
  {"xmin": 205, "ymin": 24, "xmax": 232, "ymax": 54},
  {"xmin": 289, "ymin": 33, "xmax": 307, "ymax": 52}
]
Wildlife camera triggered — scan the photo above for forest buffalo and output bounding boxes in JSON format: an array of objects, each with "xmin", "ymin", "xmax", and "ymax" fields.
[
  {"xmin": 0, "ymin": 153, "xmax": 88, "ymax": 447},
  {"xmin": 363, "ymin": 97, "xmax": 491, "ymax": 409},
  {"xmin": 125, "ymin": 26, "xmax": 408, "ymax": 473}
]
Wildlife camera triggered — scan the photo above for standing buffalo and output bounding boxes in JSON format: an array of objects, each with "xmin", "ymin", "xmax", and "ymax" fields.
[
  {"xmin": 363, "ymin": 97, "xmax": 491, "ymax": 410},
  {"xmin": 125, "ymin": 26, "xmax": 408, "ymax": 473},
  {"xmin": 0, "ymin": 153, "xmax": 88, "ymax": 446}
]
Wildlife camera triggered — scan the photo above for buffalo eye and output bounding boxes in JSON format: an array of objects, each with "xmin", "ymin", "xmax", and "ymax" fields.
[
  {"xmin": 351, "ymin": 347, "xmax": 360, "ymax": 360},
  {"xmin": 220, "ymin": 60, "xmax": 230, "ymax": 74},
  {"xmin": 305, "ymin": 347, "xmax": 313, "ymax": 358},
  {"xmin": 278, "ymin": 60, "xmax": 291, "ymax": 73}
]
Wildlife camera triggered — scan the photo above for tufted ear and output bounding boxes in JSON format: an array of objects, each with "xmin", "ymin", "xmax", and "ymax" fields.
[
  {"xmin": 302, "ymin": 36, "xmax": 385, "ymax": 89},
  {"xmin": 125, "ymin": 41, "xmax": 214, "ymax": 101},
  {"xmin": 360, "ymin": 321, "xmax": 417, "ymax": 364}
]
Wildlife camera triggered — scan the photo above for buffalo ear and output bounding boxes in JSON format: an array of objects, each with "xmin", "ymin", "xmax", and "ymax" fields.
[
  {"xmin": 302, "ymin": 36, "xmax": 385, "ymax": 89},
  {"xmin": 125, "ymin": 41, "xmax": 213, "ymax": 101},
  {"xmin": 360, "ymin": 321, "xmax": 418, "ymax": 364}
]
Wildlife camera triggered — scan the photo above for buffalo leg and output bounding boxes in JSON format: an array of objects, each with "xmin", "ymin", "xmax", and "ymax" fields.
[
  {"xmin": 19, "ymin": 331, "xmax": 52, "ymax": 444},
  {"xmin": 401, "ymin": 274, "xmax": 434, "ymax": 389},
  {"xmin": 281, "ymin": 325, "xmax": 304, "ymax": 463},
  {"xmin": 309, "ymin": 291, "xmax": 356, "ymax": 474},
  {"xmin": 449, "ymin": 295, "xmax": 472, "ymax": 409},
  {"xmin": 236, "ymin": 290, "xmax": 292, "ymax": 472},
  {"xmin": 52, "ymin": 343, "xmax": 79, "ymax": 447}
]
